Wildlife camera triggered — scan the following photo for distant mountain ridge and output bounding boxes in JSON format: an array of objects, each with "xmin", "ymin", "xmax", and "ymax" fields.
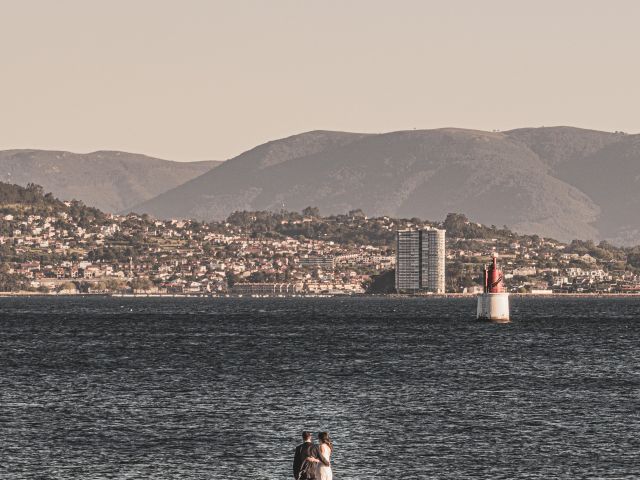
[
  {"xmin": 0, "ymin": 149, "xmax": 220, "ymax": 213},
  {"xmin": 130, "ymin": 131, "xmax": 370, "ymax": 220},
  {"xmin": 133, "ymin": 126, "xmax": 639, "ymax": 244},
  {"xmin": 5, "ymin": 126, "xmax": 640, "ymax": 245}
]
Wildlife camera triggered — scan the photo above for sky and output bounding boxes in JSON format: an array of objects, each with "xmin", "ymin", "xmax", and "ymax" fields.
[{"xmin": 1, "ymin": 0, "xmax": 639, "ymax": 161}]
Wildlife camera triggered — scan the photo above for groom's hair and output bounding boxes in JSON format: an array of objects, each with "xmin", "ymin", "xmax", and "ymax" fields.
[{"xmin": 302, "ymin": 431, "xmax": 312, "ymax": 441}]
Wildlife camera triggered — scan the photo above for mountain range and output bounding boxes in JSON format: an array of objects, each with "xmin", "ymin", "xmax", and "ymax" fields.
[
  {"xmin": 133, "ymin": 127, "xmax": 639, "ymax": 245},
  {"xmin": 0, "ymin": 150, "xmax": 220, "ymax": 213},
  {"xmin": 3, "ymin": 126, "xmax": 639, "ymax": 245}
]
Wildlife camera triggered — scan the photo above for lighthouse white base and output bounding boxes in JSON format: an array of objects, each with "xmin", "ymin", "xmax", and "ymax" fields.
[{"xmin": 476, "ymin": 293, "xmax": 510, "ymax": 322}]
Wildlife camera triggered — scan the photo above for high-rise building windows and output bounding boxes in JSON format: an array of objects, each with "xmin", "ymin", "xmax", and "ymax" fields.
[{"xmin": 395, "ymin": 227, "xmax": 445, "ymax": 293}]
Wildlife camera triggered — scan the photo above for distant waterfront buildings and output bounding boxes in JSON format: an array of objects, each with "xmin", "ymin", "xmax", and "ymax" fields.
[
  {"xmin": 3, "ymin": 182, "xmax": 636, "ymax": 295},
  {"xmin": 300, "ymin": 255, "xmax": 334, "ymax": 269},
  {"xmin": 231, "ymin": 283, "xmax": 298, "ymax": 296},
  {"xmin": 395, "ymin": 227, "xmax": 446, "ymax": 293}
]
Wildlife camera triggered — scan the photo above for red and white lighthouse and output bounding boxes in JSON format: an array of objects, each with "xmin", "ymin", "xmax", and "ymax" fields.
[{"xmin": 477, "ymin": 254, "xmax": 510, "ymax": 322}]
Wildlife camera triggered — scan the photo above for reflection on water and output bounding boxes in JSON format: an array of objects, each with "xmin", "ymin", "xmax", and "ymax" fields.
[{"xmin": 2, "ymin": 296, "xmax": 640, "ymax": 479}]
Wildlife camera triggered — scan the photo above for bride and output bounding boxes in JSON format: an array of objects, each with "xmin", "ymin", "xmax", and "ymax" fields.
[{"xmin": 315, "ymin": 432, "xmax": 333, "ymax": 480}]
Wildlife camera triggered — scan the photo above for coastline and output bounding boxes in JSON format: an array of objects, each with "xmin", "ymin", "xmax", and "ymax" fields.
[{"xmin": 1, "ymin": 292, "xmax": 640, "ymax": 298}]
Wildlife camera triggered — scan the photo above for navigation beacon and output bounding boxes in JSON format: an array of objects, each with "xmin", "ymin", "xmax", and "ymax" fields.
[{"xmin": 476, "ymin": 254, "xmax": 510, "ymax": 322}]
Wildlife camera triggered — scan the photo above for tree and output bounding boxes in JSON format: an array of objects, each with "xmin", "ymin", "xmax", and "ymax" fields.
[
  {"xmin": 225, "ymin": 271, "xmax": 241, "ymax": 287},
  {"xmin": 366, "ymin": 269, "xmax": 396, "ymax": 294},
  {"xmin": 0, "ymin": 271, "xmax": 25, "ymax": 292},
  {"xmin": 302, "ymin": 206, "xmax": 320, "ymax": 218},
  {"xmin": 627, "ymin": 250, "xmax": 640, "ymax": 270},
  {"xmin": 105, "ymin": 278, "xmax": 126, "ymax": 292},
  {"xmin": 57, "ymin": 281, "xmax": 78, "ymax": 293},
  {"xmin": 130, "ymin": 277, "xmax": 153, "ymax": 292},
  {"xmin": 443, "ymin": 213, "xmax": 469, "ymax": 236}
]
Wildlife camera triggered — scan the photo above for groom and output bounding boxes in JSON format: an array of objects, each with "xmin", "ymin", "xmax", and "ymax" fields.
[{"xmin": 293, "ymin": 431, "xmax": 319, "ymax": 480}]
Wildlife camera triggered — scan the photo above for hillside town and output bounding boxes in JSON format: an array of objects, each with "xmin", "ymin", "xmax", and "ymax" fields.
[
  {"xmin": 1, "ymin": 209, "xmax": 393, "ymax": 295},
  {"xmin": 1, "ymin": 183, "xmax": 640, "ymax": 296}
]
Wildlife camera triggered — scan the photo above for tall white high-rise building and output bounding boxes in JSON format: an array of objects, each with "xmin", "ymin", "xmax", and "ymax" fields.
[
  {"xmin": 421, "ymin": 227, "xmax": 446, "ymax": 293},
  {"xmin": 395, "ymin": 227, "xmax": 446, "ymax": 293}
]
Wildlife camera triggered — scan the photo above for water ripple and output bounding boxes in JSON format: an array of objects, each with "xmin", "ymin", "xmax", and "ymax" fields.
[{"xmin": 1, "ymin": 296, "xmax": 640, "ymax": 479}]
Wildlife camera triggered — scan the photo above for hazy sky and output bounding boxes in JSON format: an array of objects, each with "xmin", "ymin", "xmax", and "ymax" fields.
[{"xmin": 1, "ymin": 0, "xmax": 639, "ymax": 161}]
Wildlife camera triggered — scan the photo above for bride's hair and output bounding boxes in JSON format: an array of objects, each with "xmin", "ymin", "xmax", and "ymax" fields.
[{"xmin": 318, "ymin": 432, "xmax": 333, "ymax": 451}]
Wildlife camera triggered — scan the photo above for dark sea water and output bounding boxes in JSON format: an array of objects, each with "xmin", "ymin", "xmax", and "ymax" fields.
[{"xmin": 2, "ymin": 296, "xmax": 640, "ymax": 479}]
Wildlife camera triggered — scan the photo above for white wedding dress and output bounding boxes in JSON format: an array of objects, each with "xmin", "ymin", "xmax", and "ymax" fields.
[{"xmin": 316, "ymin": 444, "xmax": 332, "ymax": 480}]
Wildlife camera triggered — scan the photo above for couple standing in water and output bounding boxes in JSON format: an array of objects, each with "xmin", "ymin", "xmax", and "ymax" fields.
[{"xmin": 293, "ymin": 431, "xmax": 333, "ymax": 480}]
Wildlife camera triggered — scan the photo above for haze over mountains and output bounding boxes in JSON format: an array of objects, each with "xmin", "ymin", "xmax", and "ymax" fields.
[
  {"xmin": 134, "ymin": 126, "xmax": 639, "ymax": 245},
  {"xmin": 0, "ymin": 150, "xmax": 220, "ymax": 213},
  {"xmin": 3, "ymin": 126, "xmax": 639, "ymax": 245}
]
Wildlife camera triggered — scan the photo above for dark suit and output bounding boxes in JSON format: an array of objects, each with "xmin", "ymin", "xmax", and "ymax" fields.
[{"xmin": 293, "ymin": 441, "xmax": 318, "ymax": 480}]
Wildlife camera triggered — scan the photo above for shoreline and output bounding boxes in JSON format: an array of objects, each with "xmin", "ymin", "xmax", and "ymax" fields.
[{"xmin": 1, "ymin": 292, "xmax": 640, "ymax": 298}]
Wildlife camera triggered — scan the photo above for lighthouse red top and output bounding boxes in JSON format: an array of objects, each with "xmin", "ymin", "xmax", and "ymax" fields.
[{"xmin": 484, "ymin": 256, "xmax": 505, "ymax": 293}]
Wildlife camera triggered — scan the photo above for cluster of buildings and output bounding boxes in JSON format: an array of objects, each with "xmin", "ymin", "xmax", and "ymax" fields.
[
  {"xmin": 0, "ymin": 210, "xmax": 394, "ymax": 295},
  {"xmin": 1, "ymin": 203, "xmax": 640, "ymax": 296},
  {"xmin": 446, "ymin": 235, "xmax": 640, "ymax": 294}
]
